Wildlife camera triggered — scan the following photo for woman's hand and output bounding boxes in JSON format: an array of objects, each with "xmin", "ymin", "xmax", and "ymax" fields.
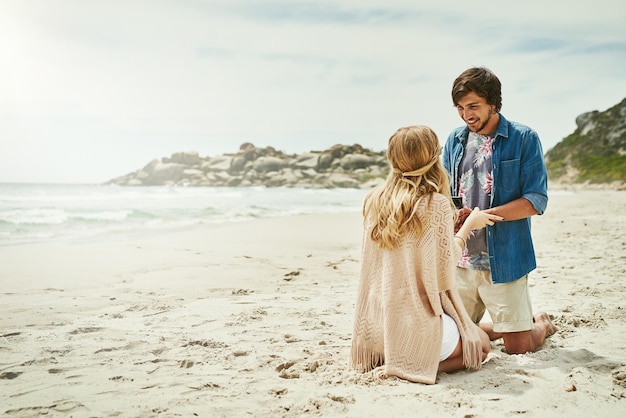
[
  {"xmin": 453, "ymin": 207, "xmax": 504, "ymax": 251},
  {"xmin": 465, "ymin": 207, "xmax": 504, "ymax": 230}
]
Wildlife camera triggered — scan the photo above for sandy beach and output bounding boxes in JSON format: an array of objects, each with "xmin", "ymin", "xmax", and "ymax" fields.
[{"xmin": 1, "ymin": 189, "xmax": 625, "ymax": 417}]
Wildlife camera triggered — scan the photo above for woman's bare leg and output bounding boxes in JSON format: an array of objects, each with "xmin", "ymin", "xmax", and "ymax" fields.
[{"xmin": 438, "ymin": 327, "xmax": 490, "ymax": 373}]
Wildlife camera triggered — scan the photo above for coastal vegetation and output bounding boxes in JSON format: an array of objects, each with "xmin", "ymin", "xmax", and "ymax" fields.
[{"xmin": 545, "ymin": 98, "xmax": 626, "ymax": 187}]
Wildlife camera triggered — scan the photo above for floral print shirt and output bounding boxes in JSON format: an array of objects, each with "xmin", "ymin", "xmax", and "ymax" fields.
[{"xmin": 457, "ymin": 132, "xmax": 493, "ymax": 270}]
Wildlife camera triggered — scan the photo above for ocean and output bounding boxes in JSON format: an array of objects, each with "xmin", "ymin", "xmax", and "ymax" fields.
[{"xmin": 0, "ymin": 183, "xmax": 370, "ymax": 246}]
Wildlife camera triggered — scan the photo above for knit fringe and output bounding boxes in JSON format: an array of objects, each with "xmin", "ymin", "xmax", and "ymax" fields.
[
  {"xmin": 350, "ymin": 341, "xmax": 384, "ymax": 373},
  {"xmin": 461, "ymin": 334, "xmax": 483, "ymax": 370}
]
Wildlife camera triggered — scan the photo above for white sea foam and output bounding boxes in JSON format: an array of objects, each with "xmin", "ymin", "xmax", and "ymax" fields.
[{"xmin": 0, "ymin": 184, "xmax": 369, "ymax": 245}]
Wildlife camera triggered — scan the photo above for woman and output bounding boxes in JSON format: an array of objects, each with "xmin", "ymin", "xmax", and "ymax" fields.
[{"xmin": 350, "ymin": 125, "xmax": 502, "ymax": 384}]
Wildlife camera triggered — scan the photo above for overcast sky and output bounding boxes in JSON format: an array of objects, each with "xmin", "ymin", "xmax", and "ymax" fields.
[{"xmin": 1, "ymin": 0, "xmax": 625, "ymax": 184}]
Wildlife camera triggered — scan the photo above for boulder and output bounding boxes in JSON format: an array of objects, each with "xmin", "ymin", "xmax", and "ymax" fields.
[
  {"xmin": 253, "ymin": 156, "xmax": 287, "ymax": 173},
  {"xmin": 167, "ymin": 151, "xmax": 202, "ymax": 166},
  {"xmin": 292, "ymin": 153, "xmax": 320, "ymax": 170},
  {"xmin": 202, "ymin": 156, "xmax": 233, "ymax": 172},
  {"xmin": 340, "ymin": 154, "xmax": 375, "ymax": 170},
  {"xmin": 143, "ymin": 162, "xmax": 187, "ymax": 185},
  {"xmin": 317, "ymin": 153, "xmax": 334, "ymax": 170},
  {"xmin": 106, "ymin": 143, "xmax": 388, "ymax": 188},
  {"xmin": 230, "ymin": 156, "xmax": 247, "ymax": 172}
]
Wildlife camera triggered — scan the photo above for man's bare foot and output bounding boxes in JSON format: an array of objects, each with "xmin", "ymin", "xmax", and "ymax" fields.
[{"xmin": 534, "ymin": 312, "xmax": 557, "ymax": 337}]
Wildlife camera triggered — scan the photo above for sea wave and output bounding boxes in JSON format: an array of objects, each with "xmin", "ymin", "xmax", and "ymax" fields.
[{"xmin": 0, "ymin": 184, "xmax": 369, "ymax": 245}]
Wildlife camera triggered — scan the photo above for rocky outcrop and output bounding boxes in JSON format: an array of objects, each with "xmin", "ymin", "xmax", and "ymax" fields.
[
  {"xmin": 106, "ymin": 143, "xmax": 389, "ymax": 188},
  {"xmin": 545, "ymin": 97, "xmax": 626, "ymax": 189}
]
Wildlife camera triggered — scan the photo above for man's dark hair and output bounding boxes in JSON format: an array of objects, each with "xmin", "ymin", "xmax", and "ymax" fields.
[{"xmin": 452, "ymin": 67, "xmax": 502, "ymax": 112}]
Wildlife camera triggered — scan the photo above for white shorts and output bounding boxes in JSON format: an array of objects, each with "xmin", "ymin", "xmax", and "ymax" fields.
[{"xmin": 440, "ymin": 313, "xmax": 460, "ymax": 361}]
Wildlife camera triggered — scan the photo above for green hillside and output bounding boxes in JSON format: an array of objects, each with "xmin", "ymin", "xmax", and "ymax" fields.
[{"xmin": 545, "ymin": 98, "xmax": 626, "ymax": 184}]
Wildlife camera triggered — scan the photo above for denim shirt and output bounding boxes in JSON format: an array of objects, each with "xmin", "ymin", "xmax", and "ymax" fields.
[{"xmin": 442, "ymin": 114, "xmax": 548, "ymax": 284}]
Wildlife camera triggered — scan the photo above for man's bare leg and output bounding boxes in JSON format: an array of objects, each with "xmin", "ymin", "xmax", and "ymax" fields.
[
  {"xmin": 479, "ymin": 322, "xmax": 503, "ymax": 341},
  {"xmin": 479, "ymin": 312, "xmax": 557, "ymax": 354}
]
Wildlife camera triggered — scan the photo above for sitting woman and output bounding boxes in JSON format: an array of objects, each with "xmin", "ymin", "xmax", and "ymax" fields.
[{"xmin": 350, "ymin": 125, "xmax": 501, "ymax": 384}]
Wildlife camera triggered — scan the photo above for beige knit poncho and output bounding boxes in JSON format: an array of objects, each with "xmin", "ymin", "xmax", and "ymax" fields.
[{"xmin": 350, "ymin": 193, "xmax": 483, "ymax": 384}]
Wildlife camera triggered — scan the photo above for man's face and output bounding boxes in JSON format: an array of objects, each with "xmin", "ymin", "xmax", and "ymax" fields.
[{"xmin": 455, "ymin": 91, "xmax": 499, "ymax": 135}]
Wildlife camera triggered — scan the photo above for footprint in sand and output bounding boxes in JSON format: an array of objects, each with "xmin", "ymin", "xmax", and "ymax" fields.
[
  {"xmin": 612, "ymin": 366, "xmax": 626, "ymax": 390},
  {"xmin": 269, "ymin": 387, "xmax": 288, "ymax": 397},
  {"xmin": 183, "ymin": 339, "xmax": 229, "ymax": 349},
  {"xmin": 276, "ymin": 360, "xmax": 300, "ymax": 379},
  {"xmin": 109, "ymin": 375, "xmax": 134, "ymax": 382},
  {"xmin": 5, "ymin": 401, "xmax": 87, "ymax": 415},
  {"xmin": 180, "ymin": 359, "xmax": 195, "ymax": 368},
  {"xmin": 0, "ymin": 371, "xmax": 22, "ymax": 380},
  {"xmin": 284, "ymin": 334, "xmax": 301, "ymax": 343},
  {"xmin": 283, "ymin": 270, "xmax": 301, "ymax": 281},
  {"xmin": 69, "ymin": 327, "xmax": 103, "ymax": 334}
]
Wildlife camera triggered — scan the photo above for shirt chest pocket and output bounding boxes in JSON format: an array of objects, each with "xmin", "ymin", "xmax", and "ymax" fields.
[{"xmin": 498, "ymin": 159, "xmax": 521, "ymax": 193}]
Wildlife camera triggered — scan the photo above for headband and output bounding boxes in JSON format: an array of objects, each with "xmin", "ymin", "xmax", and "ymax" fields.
[{"xmin": 392, "ymin": 153, "xmax": 439, "ymax": 177}]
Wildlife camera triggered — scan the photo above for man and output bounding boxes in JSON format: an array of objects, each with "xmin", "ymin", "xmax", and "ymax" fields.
[{"xmin": 442, "ymin": 67, "xmax": 556, "ymax": 354}]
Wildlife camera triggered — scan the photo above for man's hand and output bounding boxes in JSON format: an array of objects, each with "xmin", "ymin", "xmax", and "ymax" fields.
[{"xmin": 454, "ymin": 207, "xmax": 472, "ymax": 234}]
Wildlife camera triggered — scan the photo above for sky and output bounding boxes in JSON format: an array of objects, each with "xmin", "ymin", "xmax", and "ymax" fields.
[{"xmin": 1, "ymin": 0, "xmax": 625, "ymax": 184}]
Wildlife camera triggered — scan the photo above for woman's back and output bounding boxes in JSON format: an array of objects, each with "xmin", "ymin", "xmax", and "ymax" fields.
[{"xmin": 353, "ymin": 193, "xmax": 459, "ymax": 383}]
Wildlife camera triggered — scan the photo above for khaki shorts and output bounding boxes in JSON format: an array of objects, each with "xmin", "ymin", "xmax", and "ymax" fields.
[{"xmin": 455, "ymin": 268, "xmax": 534, "ymax": 333}]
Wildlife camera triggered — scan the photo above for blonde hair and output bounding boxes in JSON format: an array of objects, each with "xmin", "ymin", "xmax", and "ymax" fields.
[{"xmin": 364, "ymin": 125, "xmax": 454, "ymax": 249}]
